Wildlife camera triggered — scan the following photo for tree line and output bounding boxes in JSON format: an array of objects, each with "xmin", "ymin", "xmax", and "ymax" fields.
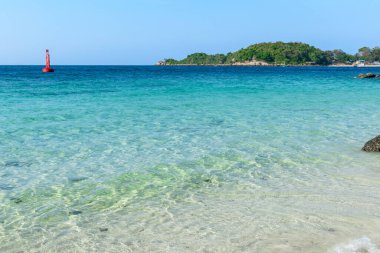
[{"xmin": 163, "ymin": 42, "xmax": 380, "ymax": 65}]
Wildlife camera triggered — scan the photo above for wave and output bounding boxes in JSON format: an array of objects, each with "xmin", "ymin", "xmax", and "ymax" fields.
[{"xmin": 330, "ymin": 237, "xmax": 380, "ymax": 253}]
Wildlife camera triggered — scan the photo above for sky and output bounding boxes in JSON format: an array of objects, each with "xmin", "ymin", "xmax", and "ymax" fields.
[{"xmin": 1, "ymin": 0, "xmax": 380, "ymax": 65}]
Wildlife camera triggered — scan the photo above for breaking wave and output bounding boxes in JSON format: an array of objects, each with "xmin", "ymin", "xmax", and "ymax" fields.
[{"xmin": 330, "ymin": 237, "xmax": 380, "ymax": 253}]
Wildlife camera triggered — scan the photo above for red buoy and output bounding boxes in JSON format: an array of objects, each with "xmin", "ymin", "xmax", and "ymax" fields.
[{"xmin": 42, "ymin": 49, "xmax": 54, "ymax": 72}]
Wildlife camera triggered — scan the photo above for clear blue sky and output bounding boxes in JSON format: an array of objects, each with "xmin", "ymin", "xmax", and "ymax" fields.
[{"xmin": 1, "ymin": 0, "xmax": 379, "ymax": 65}]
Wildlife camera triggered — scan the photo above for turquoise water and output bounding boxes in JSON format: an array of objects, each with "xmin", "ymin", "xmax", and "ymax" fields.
[{"xmin": 1, "ymin": 66, "xmax": 380, "ymax": 252}]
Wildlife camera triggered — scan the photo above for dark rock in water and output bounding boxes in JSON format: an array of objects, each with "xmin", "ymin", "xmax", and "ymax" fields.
[
  {"xmin": 99, "ymin": 228, "xmax": 109, "ymax": 232},
  {"xmin": 376, "ymin": 74, "xmax": 380, "ymax": 78},
  {"xmin": 362, "ymin": 136, "xmax": 380, "ymax": 152},
  {"xmin": 4, "ymin": 161, "xmax": 31, "ymax": 167},
  {"xmin": 5, "ymin": 161, "xmax": 17, "ymax": 167},
  {"xmin": 358, "ymin": 73, "xmax": 376, "ymax": 79},
  {"xmin": 5, "ymin": 161, "xmax": 23, "ymax": 167},
  {"xmin": 10, "ymin": 197, "xmax": 23, "ymax": 204},
  {"xmin": 209, "ymin": 118, "xmax": 224, "ymax": 126},
  {"xmin": 68, "ymin": 176, "xmax": 88, "ymax": 183},
  {"xmin": 69, "ymin": 210, "xmax": 82, "ymax": 216},
  {"xmin": 0, "ymin": 184, "xmax": 14, "ymax": 190}
]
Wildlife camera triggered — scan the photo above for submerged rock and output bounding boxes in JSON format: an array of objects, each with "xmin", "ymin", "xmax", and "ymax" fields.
[
  {"xmin": 4, "ymin": 161, "xmax": 31, "ymax": 167},
  {"xmin": 68, "ymin": 176, "xmax": 88, "ymax": 183},
  {"xmin": 69, "ymin": 210, "xmax": 82, "ymax": 216},
  {"xmin": 10, "ymin": 197, "xmax": 23, "ymax": 204},
  {"xmin": 99, "ymin": 228, "xmax": 108, "ymax": 232},
  {"xmin": 362, "ymin": 136, "xmax": 380, "ymax": 152},
  {"xmin": 0, "ymin": 184, "xmax": 14, "ymax": 190},
  {"xmin": 358, "ymin": 73, "xmax": 376, "ymax": 79}
]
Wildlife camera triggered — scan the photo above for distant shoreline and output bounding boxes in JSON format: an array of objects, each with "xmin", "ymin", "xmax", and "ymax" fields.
[
  {"xmin": 155, "ymin": 63, "xmax": 380, "ymax": 67},
  {"xmin": 329, "ymin": 64, "xmax": 380, "ymax": 68}
]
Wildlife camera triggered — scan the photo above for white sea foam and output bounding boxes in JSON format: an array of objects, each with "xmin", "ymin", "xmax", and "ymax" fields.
[{"xmin": 330, "ymin": 237, "xmax": 380, "ymax": 253}]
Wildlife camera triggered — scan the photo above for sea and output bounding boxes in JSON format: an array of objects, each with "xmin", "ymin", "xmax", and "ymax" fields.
[{"xmin": 1, "ymin": 66, "xmax": 380, "ymax": 253}]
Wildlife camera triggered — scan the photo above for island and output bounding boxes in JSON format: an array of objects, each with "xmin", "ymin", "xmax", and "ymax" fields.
[{"xmin": 157, "ymin": 42, "xmax": 380, "ymax": 67}]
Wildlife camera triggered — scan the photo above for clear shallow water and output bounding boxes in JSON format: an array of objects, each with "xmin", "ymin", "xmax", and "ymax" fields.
[{"xmin": 1, "ymin": 66, "xmax": 380, "ymax": 253}]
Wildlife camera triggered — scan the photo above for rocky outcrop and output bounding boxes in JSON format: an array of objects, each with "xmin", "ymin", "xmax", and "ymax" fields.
[
  {"xmin": 231, "ymin": 60, "xmax": 270, "ymax": 66},
  {"xmin": 362, "ymin": 136, "xmax": 380, "ymax": 152},
  {"xmin": 358, "ymin": 73, "xmax": 376, "ymax": 79},
  {"xmin": 376, "ymin": 74, "xmax": 380, "ymax": 78}
]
